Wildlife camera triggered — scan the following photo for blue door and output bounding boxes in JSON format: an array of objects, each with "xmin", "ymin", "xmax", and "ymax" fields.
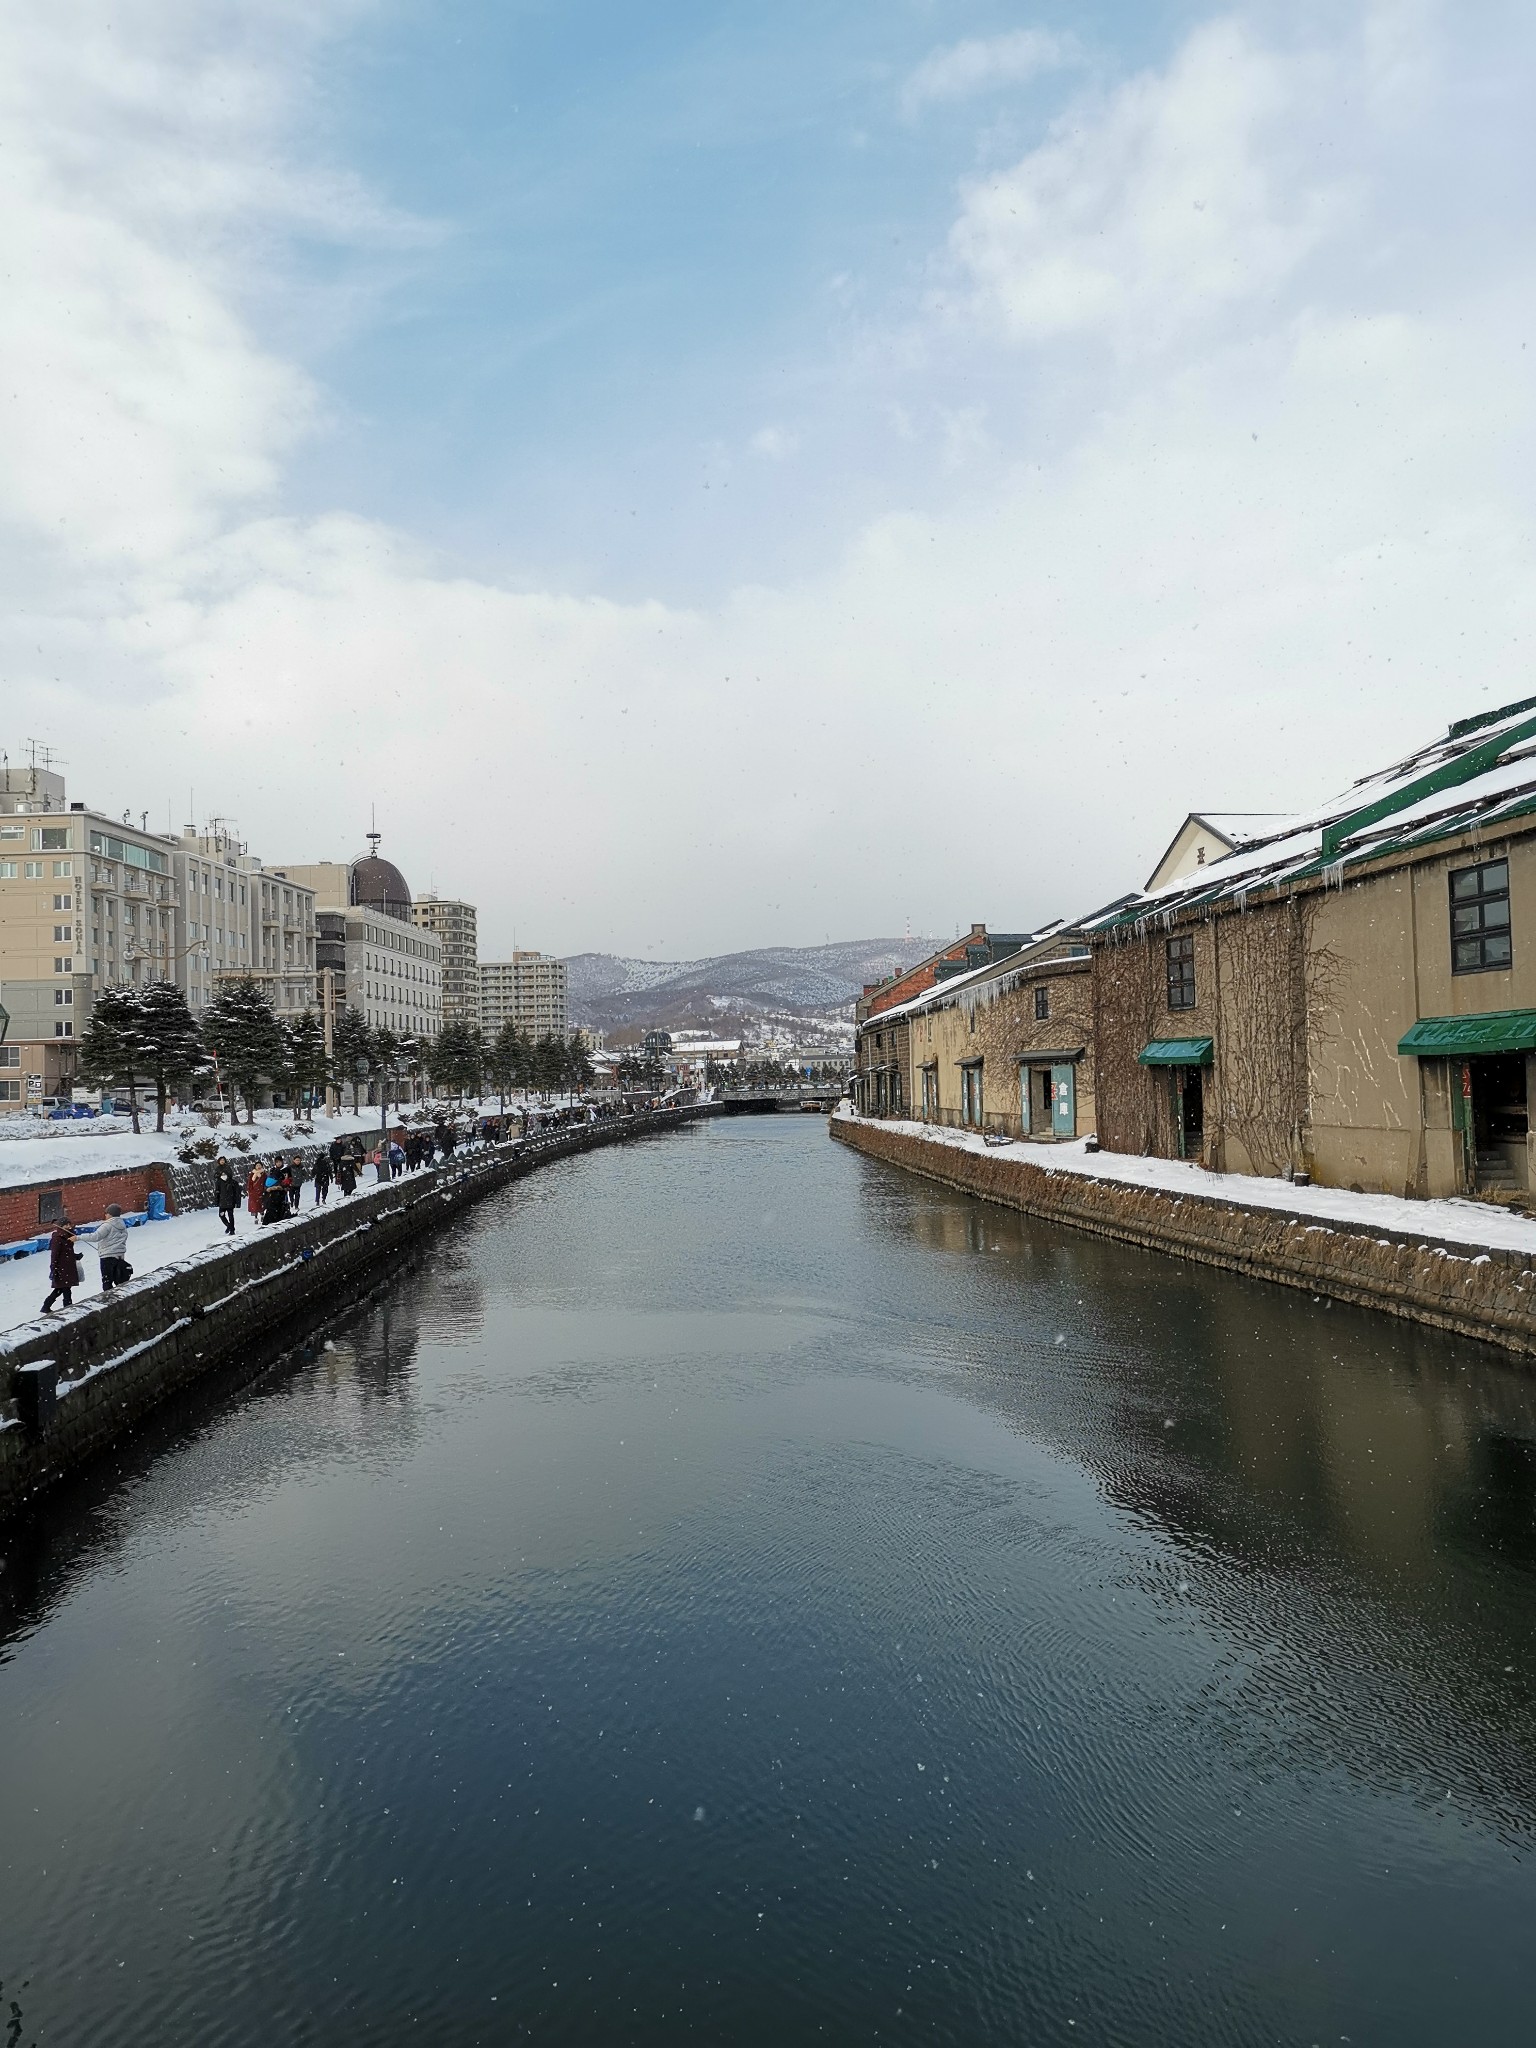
[{"xmin": 1050, "ymin": 1064, "xmax": 1075, "ymax": 1137}]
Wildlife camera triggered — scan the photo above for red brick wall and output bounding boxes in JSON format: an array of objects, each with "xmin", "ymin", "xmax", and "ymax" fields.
[
  {"xmin": 867, "ymin": 934, "xmax": 982, "ymax": 1018},
  {"xmin": 0, "ymin": 1163, "xmax": 176, "ymax": 1243}
]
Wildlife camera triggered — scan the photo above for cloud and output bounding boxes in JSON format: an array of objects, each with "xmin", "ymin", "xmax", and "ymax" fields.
[
  {"xmin": 3, "ymin": 1, "xmax": 1536, "ymax": 958},
  {"xmin": 944, "ymin": 17, "xmax": 1349, "ymax": 350},
  {"xmin": 750, "ymin": 425, "xmax": 800, "ymax": 460},
  {"xmin": 902, "ymin": 27, "xmax": 1078, "ymax": 114}
]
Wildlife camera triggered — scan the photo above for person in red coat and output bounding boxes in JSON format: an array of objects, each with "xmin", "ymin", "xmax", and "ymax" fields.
[
  {"xmin": 246, "ymin": 1164, "xmax": 265, "ymax": 1219},
  {"xmin": 41, "ymin": 1219, "xmax": 80, "ymax": 1314}
]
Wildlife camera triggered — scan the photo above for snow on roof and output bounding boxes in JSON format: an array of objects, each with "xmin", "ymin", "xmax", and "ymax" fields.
[
  {"xmin": 1090, "ymin": 697, "xmax": 1536, "ymax": 932},
  {"xmin": 1191, "ymin": 812, "xmax": 1289, "ymax": 842},
  {"xmin": 859, "ymin": 926, "xmax": 1089, "ymax": 1029}
]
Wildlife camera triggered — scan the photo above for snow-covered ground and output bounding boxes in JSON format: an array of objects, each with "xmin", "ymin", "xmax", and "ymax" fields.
[
  {"xmin": 0, "ymin": 1097, "xmax": 549, "ymax": 1194},
  {"xmin": 835, "ymin": 1105, "xmax": 1536, "ymax": 1258},
  {"xmin": 0, "ymin": 1176, "xmax": 387, "ymax": 1335}
]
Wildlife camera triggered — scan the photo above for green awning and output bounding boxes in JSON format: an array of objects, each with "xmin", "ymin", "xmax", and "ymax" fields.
[
  {"xmin": 1398, "ymin": 1009, "xmax": 1536, "ymax": 1057},
  {"xmin": 1138, "ymin": 1037, "xmax": 1213, "ymax": 1067}
]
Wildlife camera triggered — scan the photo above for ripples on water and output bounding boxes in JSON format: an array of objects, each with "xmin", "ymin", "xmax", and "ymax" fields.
[{"xmin": 2, "ymin": 1117, "xmax": 1534, "ymax": 2045}]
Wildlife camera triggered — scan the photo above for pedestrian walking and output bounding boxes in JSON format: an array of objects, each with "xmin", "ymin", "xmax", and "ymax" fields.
[
  {"xmin": 214, "ymin": 1157, "xmax": 241, "ymax": 1235},
  {"xmin": 260, "ymin": 1170, "xmax": 288, "ymax": 1226},
  {"xmin": 41, "ymin": 1219, "xmax": 81, "ymax": 1314},
  {"xmin": 312, "ymin": 1150, "xmax": 332, "ymax": 1204},
  {"xmin": 279, "ymin": 1157, "xmax": 298, "ymax": 1216},
  {"xmin": 388, "ymin": 1139, "xmax": 405, "ymax": 1180},
  {"xmin": 246, "ymin": 1164, "xmax": 265, "ymax": 1220},
  {"xmin": 95, "ymin": 1204, "xmax": 133, "ymax": 1290},
  {"xmin": 336, "ymin": 1151, "xmax": 357, "ymax": 1197}
]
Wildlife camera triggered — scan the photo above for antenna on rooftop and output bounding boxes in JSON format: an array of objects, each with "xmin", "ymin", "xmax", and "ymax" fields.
[
  {"xmin": 367, "ymin": 802, "xmax": 381, "ymax": 858},
  {"xmin": 26, "ymin": 739, "xmax": 65, "ymax": 772}
]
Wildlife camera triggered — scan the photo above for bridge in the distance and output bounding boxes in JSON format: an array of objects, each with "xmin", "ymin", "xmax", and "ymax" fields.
[{"xmin": 716, "ymin": 1087, "xmax": 843, "ymax": 1116}]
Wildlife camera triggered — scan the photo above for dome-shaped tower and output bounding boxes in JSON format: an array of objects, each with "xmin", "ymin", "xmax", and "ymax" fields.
[{"xmin": 350, "ymin": 832, "xmax": 412, "ymax": 920}]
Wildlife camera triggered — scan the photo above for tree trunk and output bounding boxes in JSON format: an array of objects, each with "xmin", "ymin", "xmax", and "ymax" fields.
[
  {"xmin": 128, "ymin": 1080, "xmax": 141, "ymax": 1136},
  {"xmin": 155, "ymin": 1082, "xmax": 167, "ymax": 1133}
]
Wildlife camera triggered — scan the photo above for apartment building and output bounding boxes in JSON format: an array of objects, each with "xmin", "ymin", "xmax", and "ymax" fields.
[
  {"xmin": 0, "ymin": 768, "xmax": 326, "ymax": 1112},
  {"xmin": 174, "ymin": 823, "xmax": 316, "ymax": 1019},
  {"xmin": 411, "ymin": 895, "xmax": 478, "ymax": 1028},
  {"xmin": 479, "ymin": 951, "xmax": 568, "ymax": 1039},
  {"xmin": 281, "ymin": 847, "xmax": 442, "ymax": 1041}
]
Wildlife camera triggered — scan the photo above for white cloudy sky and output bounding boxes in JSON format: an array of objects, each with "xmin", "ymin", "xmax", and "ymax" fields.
[{"xmin": 2, "ymin": 0, "xmax": 1532, "ymax": 957}]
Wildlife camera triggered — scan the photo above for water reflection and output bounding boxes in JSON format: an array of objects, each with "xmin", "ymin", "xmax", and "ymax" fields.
[
  {"xmin": 1, "ymin": 1119, "xmax": 1534, "ymax": 2048},
  {"xmin": 854, "ymin": 1144, "xmax": 1536, "ymax": 1840}
]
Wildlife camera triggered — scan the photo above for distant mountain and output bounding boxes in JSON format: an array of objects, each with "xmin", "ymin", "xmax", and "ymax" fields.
[{"xmin": 564, "ymin": 938, "xmax": 934, "ymax": 1035}]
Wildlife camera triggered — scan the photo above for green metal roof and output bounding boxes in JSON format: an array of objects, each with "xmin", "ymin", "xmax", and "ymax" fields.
[
  {"xmin": 1398, "ymin": 1010, "xmax": 1536, "ymax": 1057},
  {"xmin": 1138, "ymin": 1037, "xmax": 1214, "ymax": 1067},
  {"xmin": 1320, "ymin": 710, "xmax": 1536, "ymax": 859}
]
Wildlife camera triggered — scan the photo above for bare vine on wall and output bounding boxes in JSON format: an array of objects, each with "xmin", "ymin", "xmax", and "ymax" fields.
[
  {"xmin": 1091, "ymin": 931, "xmax": 1165, "ymax": 1154},
  {"xmin": 1212, "ymin": 899, "xmax": 1302, "ymax": 1175}
]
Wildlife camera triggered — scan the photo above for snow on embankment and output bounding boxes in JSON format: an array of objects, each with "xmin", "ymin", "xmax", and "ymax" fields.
[{"xmin": 830, "ymin": 1107, "xmax": 1536, "ymax": 1358}]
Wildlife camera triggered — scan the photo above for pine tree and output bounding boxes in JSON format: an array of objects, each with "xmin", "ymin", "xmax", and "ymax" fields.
[
  {"xmin": 77, "ymin": 985, "xmax": 150, "ymax": 1133},
  {"xmin": 280, "ymin": 1010, "xmax": 330, "ymax": 1115},
  {"xmin": 200, "ymin": 977, "xmax": 284, "ymax": 1124},
  {"xmin": 565, "ymin": 1030, "xmax": 594, "ymax": 1093},
  {"xmin": 332, "ymin": 1007, "xmax": 376, "ymax": 1112},
  {"xmin": 532, "ymin": 1032, "xmax": 566, "ymax": 1097},
  {"xmin": 135, "ymin": 980, "xmax": 207, "ymax": 1132},
  {"xmin": 486, "ymin": 1022, "xmax": 520, "ymax": 1113},
  {"xmin": 430, "ymin": 1019, "xmax": 481, "ymax": 1103}
]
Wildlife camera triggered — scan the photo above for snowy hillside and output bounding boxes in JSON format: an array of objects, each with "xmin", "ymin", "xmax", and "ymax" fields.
[{"xmin": 565, "ymin": 938, "xmax": 933, "ymax": 1032}]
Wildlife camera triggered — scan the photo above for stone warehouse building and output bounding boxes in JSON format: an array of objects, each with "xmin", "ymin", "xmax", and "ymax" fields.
[
  {"xmin": 854, "ymin": 925, "xmax": 1032, "ymax": 1116},
  {"xmin": 855, "ymin": 924, "xmax": 1097, "ymax": 1142},
  {"xmin": 1087, "ymin": 696, "xmax": 1536, "ymax": 1198}
]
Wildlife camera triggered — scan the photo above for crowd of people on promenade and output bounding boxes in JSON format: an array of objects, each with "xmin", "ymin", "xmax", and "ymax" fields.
[{"xmin": 36, "ymin": 1113, "xmax": 531, "ymax": 1316}]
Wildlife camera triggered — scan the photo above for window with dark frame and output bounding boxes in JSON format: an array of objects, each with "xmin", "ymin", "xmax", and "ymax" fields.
[
  {"xmin": 1450, "ymin": 859, "xmax": 1511, "ymax": 974},
  {"xmin": 1034, "ymin": 985, "xmax": 1050, "ymax": 1020},
  {"xmin": 1166, "ymin": 933, "xmax": 1196, "ymax": 1010}
]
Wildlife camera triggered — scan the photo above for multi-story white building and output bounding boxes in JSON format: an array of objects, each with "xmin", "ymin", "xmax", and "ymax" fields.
[
  {"xmin": 279, "ymin": 845, "xmax": 442, "ymax": 1041},
  {"xmin": 0, "ymin": 772, "xmax": 318, "ymax": 1111},
  {"xmin": 175, "ymin": 824, "xmax": 316, "ymax": 1018},
  {"xmin": 411, "ymin": 895, "xmax": 478, "ymax": 1029},
  {"xmin": 479, "ymin": 951, "xmax": 568, "ymax": 1040}
]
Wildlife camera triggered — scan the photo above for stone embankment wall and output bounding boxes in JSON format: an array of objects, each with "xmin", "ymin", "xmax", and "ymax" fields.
[
  {"xmin": 831, "ymin": 1116, "xmax": 1536, "ymax": 1360},
  {"xmin": 0, "ymin": 1108, "xmax": 707, "ymax": 1516}
]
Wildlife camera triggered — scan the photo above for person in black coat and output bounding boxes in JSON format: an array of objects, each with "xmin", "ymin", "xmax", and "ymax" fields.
[
  {"xmin": 336, "ymin": 1151, "xmax": 357, "ymax": 1197},
  {"xmin": 214, "ymin": 1157, "xmax": 241, "ymax": 1235},
  {"xmin": 42, "ymin": 1220, "xmax": 81, "ymax": 1312},
  {"xmin": 312, "ymin": 1150, "xmax": 332, "ymax": 1204}
]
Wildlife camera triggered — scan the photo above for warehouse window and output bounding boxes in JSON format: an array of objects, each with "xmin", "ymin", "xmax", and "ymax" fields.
[
  {"xmin": 1450, "ymin": 860, "xmax": 1511, "ymax": 974},
  {"xmin": 1166, "ymin": 934, "xmax": 1196, "ymax": 1010},
  {"xmin": 1034, "ymin": 985, "xmax": 1050, "ymax": 1020}
]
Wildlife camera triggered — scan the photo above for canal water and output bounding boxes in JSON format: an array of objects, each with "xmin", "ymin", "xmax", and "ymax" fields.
[{"xmin": 2, "ymin": 1116, "xmax": 1534, "ymax": 2045}]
